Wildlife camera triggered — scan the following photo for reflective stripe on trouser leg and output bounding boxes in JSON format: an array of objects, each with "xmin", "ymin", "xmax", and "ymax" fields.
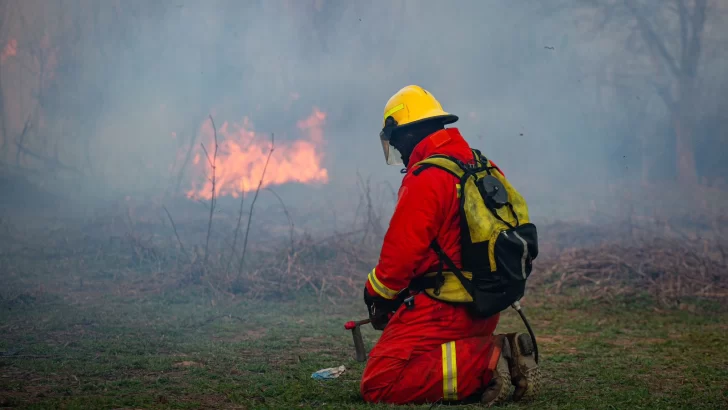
[{"xmin": 441, "ymin": 341, "xmax": 458, "ymax": 401}]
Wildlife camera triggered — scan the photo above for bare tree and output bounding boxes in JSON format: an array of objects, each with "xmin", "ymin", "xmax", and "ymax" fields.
[
  {"xmin": 581, "ymin": 0, "xmax": 720, "ymax": 184},
  {"xmin": 0, "ymin": 0, "xmax": 169, "ymax": 182}
]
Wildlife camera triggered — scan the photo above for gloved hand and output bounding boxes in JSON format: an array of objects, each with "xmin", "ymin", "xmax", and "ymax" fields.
[{"xmin": 364, "ymin": 287, "xmax": 402, "ymax": 331}]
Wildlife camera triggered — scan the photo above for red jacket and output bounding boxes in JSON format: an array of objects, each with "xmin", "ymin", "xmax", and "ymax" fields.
[{"xmin": 366, "ymin": 128, "xmax": 502, "ymax": 299}]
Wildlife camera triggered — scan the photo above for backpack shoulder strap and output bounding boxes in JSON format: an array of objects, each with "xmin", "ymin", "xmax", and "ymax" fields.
[{"xmin": 412, "ymin": 155, "xmax": 467, "ymax": 178}]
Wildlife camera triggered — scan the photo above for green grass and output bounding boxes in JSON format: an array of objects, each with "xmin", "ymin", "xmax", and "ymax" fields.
[{"xmin": 1, "ymin": 283, "xmax": 727, "ymax": 410}]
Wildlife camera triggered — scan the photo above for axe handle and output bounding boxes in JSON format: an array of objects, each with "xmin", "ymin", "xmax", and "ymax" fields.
[{"xmin": 352, "ymin": 326, "xmax": 367, "ymax": 362}]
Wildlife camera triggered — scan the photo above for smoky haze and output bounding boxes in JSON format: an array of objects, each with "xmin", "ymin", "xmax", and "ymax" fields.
[
  {"xmin": 2, "ymin": 4, "xmax": 728, "ymax": 407},
  {"xmin": 0, "ymin": 0, "xmax": 726, "ymax": 227}
]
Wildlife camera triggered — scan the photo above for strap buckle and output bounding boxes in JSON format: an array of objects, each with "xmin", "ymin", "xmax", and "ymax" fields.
[{"xmin": 403, "ymin": 295, "xmax": 415, "ymax": 310}]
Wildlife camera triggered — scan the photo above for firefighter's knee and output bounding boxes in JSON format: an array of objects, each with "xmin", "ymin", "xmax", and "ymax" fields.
[
  {"xmin": 360, "ymin": 384, "xmax": 385, "ymax": 403},
  {"xmin": 360, "ymin": 356, "xmax": 403, "ymax": 403},
  {"xmin": 360, "ymin": 373, "xmax": 395, "ymax": 403}
]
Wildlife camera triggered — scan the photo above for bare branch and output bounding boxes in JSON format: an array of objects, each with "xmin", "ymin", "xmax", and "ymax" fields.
[
  {"xmin": 684, "ymin": 0, "xmax": 708, "ymax": 78},
  {"xmin": 676, "ymin": 0, "xmax": 689, "ymax": 66},
  {"xmin": 162, "ymin": 205, "xmax": 191, "ymax": 264},
  {"xmin": 200, "ymin": 143, "xmax": 213, "ymax": 168},
  {"xmin": 226, "ymin": 191, "xmax": 245, "ymax": 276},
  {"xmin": 625, "ymin": 0, "xmax": 682, "ymax": 79},
  {"xmin": 203, "ymin": 115, "xmax": 219, "ymax": 270},
  {"xmin": 15, "ymin": 117, "xmax": 33, "ymax": 166},
  {"xmin": 14, "ymin": 141, "xmax": 82, "ymax": 175},
  {"xmin": 174, "ymin": 130, "xmax": 200, "ymax": 195},
  {"xmin": 237, "ymin": 133, "xmax": 275, "ymax": 277},
  {"xmin": 266, "ymin": 187, "xmax": 295, "ymax": 253}
]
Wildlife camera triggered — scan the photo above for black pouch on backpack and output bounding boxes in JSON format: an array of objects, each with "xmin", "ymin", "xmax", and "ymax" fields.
[{"xmin": 468, "ymin": 223, "xmax": 538, "ymax": 317}]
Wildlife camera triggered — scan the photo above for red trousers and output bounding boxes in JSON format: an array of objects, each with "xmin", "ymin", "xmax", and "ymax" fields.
[{"xmin": 360, "ymin": 293, "xmax": 501, "ymax": 404}]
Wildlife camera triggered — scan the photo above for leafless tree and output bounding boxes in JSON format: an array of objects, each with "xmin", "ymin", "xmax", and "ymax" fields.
[{"xmin": 579, "ymin": 0, "xmax": 723, "ymax": 184}]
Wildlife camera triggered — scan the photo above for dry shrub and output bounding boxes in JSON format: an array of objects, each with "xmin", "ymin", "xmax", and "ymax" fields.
[
  {"xmin": 162, "ymin": 173, "xmax": 389, "ymax": 301},
  {"xmin": 533, "ymin": 216, "xmax": 728, "ymax": 305},
  {"xmin": 4, "ymin": 173, "xmax": 728, "ymax": 309},
  {"xmin": 224, "ymin": 230, "xmax": 379, "ymax": 301}
]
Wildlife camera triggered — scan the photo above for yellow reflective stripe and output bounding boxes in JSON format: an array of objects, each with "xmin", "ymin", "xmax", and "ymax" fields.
[
  {"xmin": 367, "ymin": 268, "xmax": 398, "ymax": 300},
  {"xmin": 383, "ymin": 103, "xmax": 405, "ymax": 121},
  {"xmin": 441, "ymin": 341, "xmax": 458, "ymax": 401}
]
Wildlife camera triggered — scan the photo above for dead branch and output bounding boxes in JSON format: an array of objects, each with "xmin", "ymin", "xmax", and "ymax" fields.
[
  {"xmin": 162, "ymin": 205, "xmax": 191, "ymax": 264},
  {"xmin": 265, "ymin": 187, "xmax": 295, "ymax": 253},
  {"xmin": 123, "ymin": 208, "xmax": 158, "ymax": 266},
  {"xmin": 237, "ymin": 133, "xmax": 275, "ymax": 277},
  {"xmin": 14, "ymin": 141, "xmax": 82, "ymax": 175},
  {"xmin": 356, "ymin": 172, "xmax": 383, "ymax": 244},
  {"xmin": 174, "ymin": 129, "xmax": 200, "ymax": 196},
  {"xmin": 538, "ymin": 230, "xmax": 728, "ymax": 305},
  {"xmin": 203, "ymin": 114, "xmax": 219, "ymax": 270},
  {"xmin": 624, "ymin": 0, "xmax": 681, "ymax": 79},
  {"xmin": 15, "ymin": 117, "xmax": 32, "ymax": 167},
  {"xmin": 226, "ymin": 191, "xmax": 245, "ymax": 276}
]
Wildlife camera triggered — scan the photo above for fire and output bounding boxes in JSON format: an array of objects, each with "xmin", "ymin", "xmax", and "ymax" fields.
[
  {"xmin": 185, "ymin": 108, "xmax": 329, "ymax": 199},
  {"xmin": 1, "ymin": 39, "xmax": 17, "ymax": 64}
]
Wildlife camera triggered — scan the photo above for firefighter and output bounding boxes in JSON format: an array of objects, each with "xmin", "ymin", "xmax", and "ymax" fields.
[{"xmin": 361, "ymin": 85, "xmax": 540, "ymax": 405}]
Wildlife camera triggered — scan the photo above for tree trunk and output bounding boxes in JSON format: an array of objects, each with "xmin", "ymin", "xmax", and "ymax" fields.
[
  {"xmin": 672, "ymin": 112, "xmax": 698, "ymax": 184},
  {"xmin": 673, "ymin": 78, "xmax": 699, "ymax": 185}
]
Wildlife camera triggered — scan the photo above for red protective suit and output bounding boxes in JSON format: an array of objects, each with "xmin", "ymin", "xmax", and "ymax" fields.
[{"xmin": 362, "ymin": 128, "xmax": 503, "ymax": 404}]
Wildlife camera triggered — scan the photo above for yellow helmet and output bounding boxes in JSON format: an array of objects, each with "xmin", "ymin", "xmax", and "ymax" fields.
[{"xmin": 379, "ymin": 85, "xmax": 458, "ymax": 165}]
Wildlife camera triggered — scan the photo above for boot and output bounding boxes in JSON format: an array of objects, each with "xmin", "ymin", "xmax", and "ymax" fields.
[
  {"xmin": 504, "ymin": 333, "xmax": 541, "ymax": 401},
  {"xmin": 480, "ymin": 335, "xmax": 512, "ymax": 406}
]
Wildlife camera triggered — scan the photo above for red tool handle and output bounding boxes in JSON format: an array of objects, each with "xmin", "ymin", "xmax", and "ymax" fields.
[{"xmin": 344, "ymin": 318, "xmax": 371, "ymax": 330}]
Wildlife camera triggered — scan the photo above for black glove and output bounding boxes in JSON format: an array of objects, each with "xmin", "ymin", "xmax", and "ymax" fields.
[{"xmin": 364, "ymin": 287, "xmax": 403, "ymax": 331}]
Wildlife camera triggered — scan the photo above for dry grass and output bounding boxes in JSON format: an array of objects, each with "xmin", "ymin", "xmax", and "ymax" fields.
[
  {"xmin": 533, "ymin": 209, "xmax": 728, "ymax": 306},
  {"xmin": 3, "ymin": 180, "xmax": 728, "ymax": 310}
]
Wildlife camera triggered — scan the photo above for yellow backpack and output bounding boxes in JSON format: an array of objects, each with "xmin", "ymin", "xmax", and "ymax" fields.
[{"xmin": 409, "ymin": 149, "xmax": 539, "ymax": 318}]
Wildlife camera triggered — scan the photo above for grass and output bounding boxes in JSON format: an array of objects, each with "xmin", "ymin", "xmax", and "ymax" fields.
[
  {"xmin": 1, "ymin": 280, "xmax": 727, "ymax": 410},
  {"xmin": 1, "ymin": 213, "xmax": 727, "ymax": 410}
]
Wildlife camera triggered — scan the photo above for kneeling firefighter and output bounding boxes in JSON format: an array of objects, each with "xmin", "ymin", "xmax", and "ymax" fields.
[{"xmin": 360, "ymin": 85, "xmax": 541, "ymax": 405}]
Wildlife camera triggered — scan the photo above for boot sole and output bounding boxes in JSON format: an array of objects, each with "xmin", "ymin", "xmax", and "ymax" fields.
[
  {"xmin": 482, "ymin": 336, "xmax": 512, "ymax": 406},
  {"xmin": 482, "ymin": 357, "xmax": 512, "ymax": 406}
]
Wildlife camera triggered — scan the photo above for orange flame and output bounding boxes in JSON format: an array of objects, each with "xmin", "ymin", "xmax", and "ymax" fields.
[
  {"xmin": 185, "ymin": 108, "xmax": 329, "ymax": 199},
  {"xmin": 0, "ymin": 39, "xmax": 17, "ymax": 64}
]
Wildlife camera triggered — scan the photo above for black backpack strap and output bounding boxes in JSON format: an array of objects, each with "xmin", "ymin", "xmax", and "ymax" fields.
[
  {"xmin": 409, "ymin": 274, "xmax": 444, "ymax": 294},
  {"xmin": 429, "ymin": 239, "xmax": 475, "ymax": 297},
  {"xmin": 412, "ymin": 163, "xmax": 438, "ymax": 176}
]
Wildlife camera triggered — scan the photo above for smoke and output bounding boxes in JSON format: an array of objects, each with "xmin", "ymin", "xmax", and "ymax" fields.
[{"xmin": 0, "ymin": 0, "xmax": 726, "ymax": 223}]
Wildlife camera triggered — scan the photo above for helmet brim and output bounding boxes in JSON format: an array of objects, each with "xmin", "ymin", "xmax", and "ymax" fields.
[{"xmin": 395, "ymin": 114, "xmax": 459, "ymax": 130}]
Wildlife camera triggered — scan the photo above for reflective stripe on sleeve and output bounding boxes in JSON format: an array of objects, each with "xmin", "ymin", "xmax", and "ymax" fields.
[{"xmin": 367, "ymin": 268, "xmax": 398, "ymax": 300}]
